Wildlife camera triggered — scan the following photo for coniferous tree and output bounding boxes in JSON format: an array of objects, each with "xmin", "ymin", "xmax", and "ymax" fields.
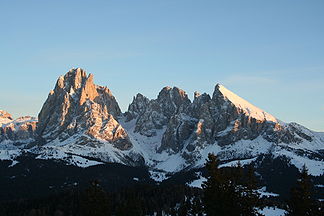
[
  {"xmin": 80, "ymin": 180, "xmax": 111, "ymax": 216},
  {"xmin": 191, "ymin": 196, "xmax": 204, "ymax": 216},
  {"xmin": 202, "ymin": 153, "xmax": 222, "ymax": 215},
  {"xmin": 240, "ymin": 165, "xmax": 261, "ymax": 216},
  {"xmin": 202, "ymin": 154, "xmax": 261, "ymax": 216},
  {"xmin": 287, "ymin": 165, "xmax": 321, "ymax": 216},
  {"xmin": 202, "ymin": 153, "xmax": 240, "ymax": 216}
]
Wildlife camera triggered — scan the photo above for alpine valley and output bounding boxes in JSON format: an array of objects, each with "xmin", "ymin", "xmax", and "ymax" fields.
[{"xmin": 1, "ymin": 68, "xmax": 323, "ymax": 202}]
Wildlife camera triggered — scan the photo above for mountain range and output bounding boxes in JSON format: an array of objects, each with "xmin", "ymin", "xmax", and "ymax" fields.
[{"xmin": 1, "ymin": 68, "xmax": 323, "ymax": 184}]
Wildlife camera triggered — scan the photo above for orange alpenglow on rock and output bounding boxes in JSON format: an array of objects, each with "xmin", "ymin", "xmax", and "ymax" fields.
[{"xmin": 36, "ymin": 68, "xmax": 131, "ymax": 150}]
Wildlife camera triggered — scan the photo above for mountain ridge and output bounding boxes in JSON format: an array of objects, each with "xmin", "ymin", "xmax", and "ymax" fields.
[{"xmin": 0, "ymin": 68, "xmax": 323, "ymax": 179}]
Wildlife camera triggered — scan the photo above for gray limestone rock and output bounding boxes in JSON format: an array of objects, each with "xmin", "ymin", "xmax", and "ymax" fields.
[
  {"xmin": 125, "ymin": 93, "xmax": 150, "ymax": 122},
  {"xmin": 133, "ymin": 86, "xmax": 191, "ymax": 137}
]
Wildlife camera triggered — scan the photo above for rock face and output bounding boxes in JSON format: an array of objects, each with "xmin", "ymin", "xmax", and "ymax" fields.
[
  {"xmin": 127, "ymin": 84, "xmax": 281, "ymax": 153},
  {"xmin": 37, "ymin": 68, "xmax": 131, "ymax": 150},
  {"xmin": 0, "ymin": 111, "xmax": 37, "ymax": 143},
  {"xmin": 0, "ymin": 110, "xmax": 13, "ymax": 123},
  {"xmin": 125, "ymin": 84, "xmax": 323, "ymax": 173},
  {"xmin": 125, "ymin": 93, "xmax": 150, "ymax": 121},
  {"xmin": 126, "ymin": 87, "xmax": 191, "ymax": 137},
  {"xmin": 0, "ymin": 69, "xmax": 323, "ymax": 175}
]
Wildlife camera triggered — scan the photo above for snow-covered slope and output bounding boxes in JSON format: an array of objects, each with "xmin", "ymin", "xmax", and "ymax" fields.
[
  {"xmin": 218, "ymin": 84, "xmax": 277, "ymax": 123},
  {"xmin": 123, "ymin": 83, "xmax": 324, "ymax": 176}
]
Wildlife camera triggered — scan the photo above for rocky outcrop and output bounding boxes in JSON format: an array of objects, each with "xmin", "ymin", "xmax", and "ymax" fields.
[
  {"xmin": 127, "ymin": 84, "xmax": 318, "ymax": 162},
  {"xmin": 36, "ymin": 68, "xmax": 131, "ymax": 150},
  {"xmin": 125, "ymin": 93, "xmax": 150, "ymax": 121},
  {"xmin": 0, "ymin": 110, "xmax": 13, "ymax": 123},
  {"xmin": 127, "ymin": 87, "xmax": 191, "ymax": 137},
  {"xmin": 0, "ymin": 113, "xmax": 37, "ymax": 143},
  {"xmin": 1, "ymin": 69, "xmax": 322, "ymax": 173}
]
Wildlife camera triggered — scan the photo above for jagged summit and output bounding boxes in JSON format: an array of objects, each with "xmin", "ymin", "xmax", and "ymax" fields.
[
  {"xmin": 122, "ymin": 82, "xmax": 323, "ymax": 175},
  {"xmin": 0, "ymin": 69, "xmax": 323, "ymax": 176},
  {"xmin": 125, "ymin": 86, "xmax": 191, "ymax": 137},
  {"xmin": 156, "ymin": 86, "xmax": 191, "ymax": 118},
  {"xmin": 158, "ymin": 86, "xmax": 188, "ymax": 100},
  {"xmin": 125, "ymin": 93, "xmax": 150, "ymax": 121},
  {"xmin": 214, "ymin": 84, "xmax": 277, "ymax": 123},
  {"xmin": 36, "ymin": 68, "xmax": 130, "ymax": 151}
]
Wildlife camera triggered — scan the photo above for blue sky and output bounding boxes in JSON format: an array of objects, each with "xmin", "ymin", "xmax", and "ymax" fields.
[{"xmin": 0, "ymin": 0, "xmax": 323, "ymax": 131}]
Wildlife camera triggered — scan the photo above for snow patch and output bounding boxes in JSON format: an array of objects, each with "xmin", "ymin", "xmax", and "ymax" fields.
[
  {"xmin": 8, "ymin": 160, "xmax": 19, "ymax": 167},
  {"xmin": 149, "ymin": 170, "xmax": 169, "ymax": 182},
  {"xmin": 219, "ymin": 157, "xmax": 258, "ymax": 168},
  {"xmin": 187, "ymin": 175, "xmax": 207, "ymax": 189},
  {"xmin": 273, "ymin": 147, "xmax": 324, "ymax": 176},
  {"xmin": 0, "ymin": 149, "xmax": 21, "ymax": 161},
  {"xmin": 257, "ymin": 207, "xmax": 287, "ymax": 216},
  {"xmin": 36, "ymin": 149, "xmax": 103, "ymax": 168}
]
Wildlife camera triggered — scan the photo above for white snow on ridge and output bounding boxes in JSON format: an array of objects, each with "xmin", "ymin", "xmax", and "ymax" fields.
[
  {"xmin": 1, "ymin": 116, "xmax": 37, "ymax": 129},
  {"xmin": 0, "ymin": 149, "xmax": 21, "ymax": 161},
  {"xmin": 30, "ymin": 131, "xmax": 144, "ymax": 167},
  {"xmin": 194, "ymin": 136, "xmax": 272, "ymax": 168},
  {"xmin": 273, "ymin": 147, "xmax": 324, "ymax": 176},
  {"xmin": 219, "ymin": 157, "xmax": 258, "ymax": 168},
  {"xmin": 257, "ymin": 207, "xmax": 287, "ymax": 216},
  {"xmin": 218, "ymin": 85, "xmax": 278, "ymax": 123},
  {"xmin": 36, "ymin": 150, "xmax": 103, "ymax": 168}
]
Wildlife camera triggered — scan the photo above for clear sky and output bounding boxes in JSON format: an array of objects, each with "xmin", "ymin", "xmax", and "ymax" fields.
[{"xmin": 0, "ymin": 0, "xmax": 323, "ymax": 131}]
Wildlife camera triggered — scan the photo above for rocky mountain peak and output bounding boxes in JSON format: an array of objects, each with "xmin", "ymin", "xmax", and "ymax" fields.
[
  {"xmin": 194, "ymin": 91, "xmax": 201, "ymax": 99},
  {"xmin": 36, "ymin": 68, "xmax": 129, "ymax": 150},
  {"xmin": 213, "ymin": 84, "xmax": 277, "ymax": 123},
  {"xmin": 158, "ymin": 86, "xmax": 188, "ymax": 102},
  {"xmin": 156, "ymin": 86, "xmax": 191, "ymax": 118},
  {"xmin": 53, "ymin": 68, "xmax": 100, "ymax": 106},
  {"xmin": 55, "ymin": 68, "xmax": 87, "ymax": 91},
  {"xmin": 125, "ymin": 93, "xmax": 150, "ymax": 121},
  {"xmin": 1, "ymin": 70, "xmax": 323, "ymax": 176},
  {"xmin": 131, "ymin": 87, "xmax": 192, "ymax": 137},
  {"xmin": 211, "ymin": 83, "xmax": 227, "ymax": 102},
  {"xmin": 192, "ymin": 92, "xmax": 211, "ymax": 106}
]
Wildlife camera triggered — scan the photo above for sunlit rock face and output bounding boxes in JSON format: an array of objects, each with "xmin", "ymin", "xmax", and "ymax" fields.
[
  {"xmin": 0, "ymin": 111, "xmax": 37, "ymax": 143},
  {"xmin": 37, "ymin": 68, "xmax": 131, "ymax": 150},
  {"xmin": 128, "ymin": 84, "xmax": 315, "ymax": 159},
  {"xmin": 0, "ymin": 110, "xmax": 13, "ymax": 123}
]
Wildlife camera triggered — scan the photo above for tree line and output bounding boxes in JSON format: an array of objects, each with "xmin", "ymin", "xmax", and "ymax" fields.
[{"xmin": 0, "ymin": 153, "xmax": 322, "ymax": 215}]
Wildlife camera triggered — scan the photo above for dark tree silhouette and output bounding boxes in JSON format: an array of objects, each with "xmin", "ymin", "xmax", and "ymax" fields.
[
  {"xmin": 287, "ymin": 165, "xmax": 322, "ymax": 216},
  {"xmin": 80, "ymin": 180, "xmax": 111, "ymax": 216},
  {"xmin": 202, "ymin": 153, "xmax": 261, "ymax": 216}
]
